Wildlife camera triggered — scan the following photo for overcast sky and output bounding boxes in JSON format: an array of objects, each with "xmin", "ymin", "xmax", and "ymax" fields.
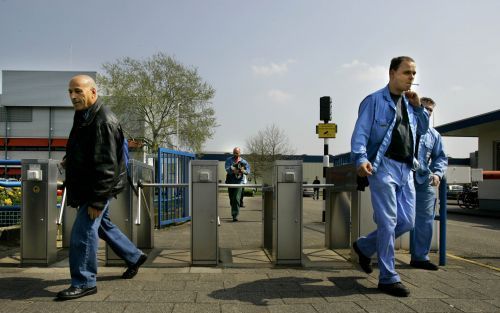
[{"xmin": 1, "ymin": 0, "xmax": 498, "ymax": 158}]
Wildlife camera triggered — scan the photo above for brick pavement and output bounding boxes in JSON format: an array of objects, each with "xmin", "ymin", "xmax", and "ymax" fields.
[{"xmin": 1, "ymin": 195, "xmax": 499, "ymax": 312}]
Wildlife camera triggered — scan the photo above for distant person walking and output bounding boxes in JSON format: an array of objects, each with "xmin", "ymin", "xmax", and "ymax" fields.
[
  {"xmin": 225, "ymin": 147, "xmax": 250, "ymax": 222},
  {"xmin": 411, "ymin": 97, "xmax": 447, "ymax": 271},
  {"xmin": 351, "ymin": 56, "xmax": 429, "ymax": 297},
  {"xmin": 57, "ymin": 75, "xmax": 147, "ymax": 301},
  {"xmin": 312, "ymin": 176, "xmax": 320, "ymax": 200}
]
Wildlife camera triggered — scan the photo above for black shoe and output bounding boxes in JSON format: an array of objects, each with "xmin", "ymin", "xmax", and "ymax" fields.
[
  {"xmin": 122, "ymin": 253, "xmax": 148, "ymax": 279},
  {"xmin": 57, "ymin": 286, "xmax": 97, "ymax": 300},
  {"xmin": 232, "ymin": 217, "xmax": 238, "ymax": 222},
  {"xmin": 410, "ymin": 260, "xmax": 439, "ymax": 271},
  {"xmin": 353, "ymin": 241, "xmax": 373, "ymax": 274},
  {"xmin": 378, "ymin": 282, "xmax": 410, "ymax": 297}
]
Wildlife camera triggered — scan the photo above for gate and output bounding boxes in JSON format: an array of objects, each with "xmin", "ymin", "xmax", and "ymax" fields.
[{"xmin": 157, "ymin": 148, "xmax": 195, "ymax": 228}]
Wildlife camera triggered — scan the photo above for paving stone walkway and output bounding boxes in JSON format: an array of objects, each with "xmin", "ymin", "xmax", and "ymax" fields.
[{"xmin": 1, "ymin": 195, "xmax": 499, "ymax": 312}]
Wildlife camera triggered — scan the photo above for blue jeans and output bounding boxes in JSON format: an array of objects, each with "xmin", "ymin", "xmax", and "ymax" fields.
[
  {"xmin": 356, "ymin": 156, "xmax": 415, "ymax": 284},
  {"xmin": 69, "ymin": 200, "xmax": 142, "ymax": 288},
  {"xmin": 411, "ymin": 181, "xmax": 436, "ymax": 261}
]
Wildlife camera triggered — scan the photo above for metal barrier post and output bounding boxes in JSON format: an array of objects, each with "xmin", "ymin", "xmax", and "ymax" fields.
[
  {"xmin": 191, "ymin": 160, "xmax": 218, "ymax": 266},
  {"xmin": 106, "ymin": 160, "xmax": 154, "ymax": 265},
  {"xmin": 324, "ymin": 187, "xmax": 350, "ymax": 249},
  {"xmin": 106, "ymin": 171, "xmax": 134, "ymax": 265},
  {"xmin": 130, "ymin": 160, "xmax": 154, "ymax": 249},
  {"xmin": 262, "ymin": 187, "xmax": 274, "ymax": 253},
  {"xmin": 325, "ymin": 165, "xmax": 372, "ymax": 249},
  {"xmin": 272, "ymin": 160, "xmax": 302, "ymax": 265},
  {"xmin": 439, "ymin": 176, "xmax": 447, "ymax": 266},
  {"xmin": 21, "ymin": 159, "xmax": 59, "ymax": 266}
]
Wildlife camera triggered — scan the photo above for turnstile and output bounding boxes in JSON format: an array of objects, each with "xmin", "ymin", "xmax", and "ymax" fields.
[
  {"xmin": 106, "ymin": 159, "xmax": 154, "ymax": 265},
  {"xmin": 324, "ymin": 165, "xmax": 354, "ymax": 249},
  {"xmin": 191, "ymin": 160, "xmax": 218, "ymax": 265},
  {"xmin": 265, "ymin": 160, "xmax": 303, "ymax": 265},
  {"xmin": 326, "ymin": 164, "xmax": 439, "ymax": 253},
  {"xmin": 262, "ymin": 188, "xmax": 274, "ymax": 253},
  {"xmin": 132, "ymin": 160, "xmax": 154, "ymax": 249},
  {"xmin": 21, "ymin": 159, "xmax": 59, "ymax": 266}
]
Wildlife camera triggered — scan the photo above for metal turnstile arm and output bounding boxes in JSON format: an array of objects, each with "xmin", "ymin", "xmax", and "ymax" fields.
[
  {"xmin": 135, "ymin": 184, "xmax": 152, "ymax": 225},
  {"xmin": 136, "ymin": 185, "xmax": 142, "ymax": 225},
  {"xmin": 302, "ymin": 184, "xmax": 334, "ymax": 189},
  {"xmin": 57, "ymin": 188, "xmax": 67, "ymax": 225}
]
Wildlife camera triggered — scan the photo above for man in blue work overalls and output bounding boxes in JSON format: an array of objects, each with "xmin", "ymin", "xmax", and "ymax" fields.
[
  {"xmin": 411, "ymin": 97, "xmax": 447, "ymax": 271},
  {"xmin": 351, "ymin": 56, "xmax": 429, "ymax": 297}
]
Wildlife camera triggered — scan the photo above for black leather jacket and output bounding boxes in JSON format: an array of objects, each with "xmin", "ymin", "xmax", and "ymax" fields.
[{"xmin": 64, "ymin": 99, "xmax": 126, "ymax": 210}]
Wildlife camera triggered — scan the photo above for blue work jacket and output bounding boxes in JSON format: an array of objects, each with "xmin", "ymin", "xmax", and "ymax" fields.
[
  {"xmin": 351, "ymin": 85, "xmax": 430, "ymax": 173},
  {"xmin": 415, "ymin": 127, "xmax": 448, "ymax": 185},
  {"xmin": 225, "ymin": 156, "xmax": 250, "ymax": 184}
]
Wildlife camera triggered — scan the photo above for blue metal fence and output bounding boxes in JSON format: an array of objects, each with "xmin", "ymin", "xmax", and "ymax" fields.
[{"xmin": 156, "ymin": 148, "xmax": 195, "ymax": 228}]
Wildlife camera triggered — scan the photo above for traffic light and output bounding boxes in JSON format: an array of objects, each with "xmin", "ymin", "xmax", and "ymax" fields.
[{"xmin": 320, "ymin": 96, "xmax": 332, "ymax": 122}]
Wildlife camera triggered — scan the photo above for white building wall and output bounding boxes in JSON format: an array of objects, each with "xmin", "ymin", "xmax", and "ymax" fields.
[
  {"xmin": 52, "ymin": 107, "xmax": 75, "ymax": 138},
  {"xmin": 478, "ymin": 131, "xmax": 500, "ymax": 201},
  {"xmin": 8, "ymin": 107, "xmax": 49, "ymax": 137}
]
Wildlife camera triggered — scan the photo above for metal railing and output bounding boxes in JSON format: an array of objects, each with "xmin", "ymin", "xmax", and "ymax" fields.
[{"xmin": 156, "ymin": 148, "xmax": 195, "ymax": 227}]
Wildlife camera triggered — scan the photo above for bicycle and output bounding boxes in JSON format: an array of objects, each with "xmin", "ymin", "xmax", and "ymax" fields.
[{"xmin": 457, "ymin": 185, "xmax": 479, "ymax": 209}]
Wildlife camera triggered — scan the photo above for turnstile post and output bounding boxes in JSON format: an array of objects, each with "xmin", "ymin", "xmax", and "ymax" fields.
[
  {"xmin": 272, "ymin": 160, "xmax": 302, "ymax": 265},
  {"xmin": 21, "ymin": 159, "xmax": 59, "ymax": 266},
  {"xmin": 191, "ymin": 160, "xmax": 218, "ymax": 266},
  {"xmin": 106, "ymin": 159, "xmax": 154, "ymax": 265}
]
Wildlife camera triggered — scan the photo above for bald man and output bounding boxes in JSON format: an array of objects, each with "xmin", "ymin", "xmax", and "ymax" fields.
[
  {"xmin": 224, "ymin": 147, "xmax": 250, "ymax": 221},
  {"xmin": 57, "ymin": 75, "xmax": 147, "ymax": 300}
]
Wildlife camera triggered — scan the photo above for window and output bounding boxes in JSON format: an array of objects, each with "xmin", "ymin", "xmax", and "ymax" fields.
[{"xmin": 0, "ymin": 106, "xmax": 33, "ymax": 122}]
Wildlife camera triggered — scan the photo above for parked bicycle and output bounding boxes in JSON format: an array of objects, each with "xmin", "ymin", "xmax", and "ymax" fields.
[{"xmin": 457, "ymin": 184, "xmax": 479, "ymax": 209}]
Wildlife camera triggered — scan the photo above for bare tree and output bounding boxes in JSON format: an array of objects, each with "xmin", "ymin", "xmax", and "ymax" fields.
[{"xmin": 245, "ymin": 124, "xmax": 295, "ymax": 184}]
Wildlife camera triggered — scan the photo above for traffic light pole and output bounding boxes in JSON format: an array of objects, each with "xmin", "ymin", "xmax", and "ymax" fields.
[{"xmin": 322, "ymin": 137, "xmax": 329, "ymax": 222}]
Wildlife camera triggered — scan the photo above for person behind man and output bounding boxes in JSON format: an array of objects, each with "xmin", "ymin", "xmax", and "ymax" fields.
[
  {"xmin": 351, "ymin": 56, "xmax": 429, "ymax": 297},
  {"xmin": 411, "ymin": 97, "xmax": 447, "ymax": 270},
  {"xmin": 312, "ymin": 176, "xmax": 321, "ymax": 200},
  {"xmin": 57, "ymin": 75, "xmax": 147, "ymax": 300},
  {"xmin": 225, "ymin": 147, "xmax": 250, "ymax": 222}
]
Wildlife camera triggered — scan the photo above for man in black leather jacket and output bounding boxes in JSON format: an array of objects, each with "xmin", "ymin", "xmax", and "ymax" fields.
[{"xmin": 57, "ymin": 75, "xmax": 147, "ymax": 300}]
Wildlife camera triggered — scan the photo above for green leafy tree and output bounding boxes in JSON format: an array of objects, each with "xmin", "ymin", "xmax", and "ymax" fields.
[{"xmin": 98, "ymin": 53, "xmax": 217, "ymax": 153}]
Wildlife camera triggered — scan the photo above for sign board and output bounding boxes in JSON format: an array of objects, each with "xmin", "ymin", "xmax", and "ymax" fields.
[{"xmin": 317, "ymin": 123, "xmax": 337, "ymax": 138}]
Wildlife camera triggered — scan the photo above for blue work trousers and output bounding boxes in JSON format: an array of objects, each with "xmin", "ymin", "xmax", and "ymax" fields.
[
  {"xmin": 69, "ymin": 200, "xmax": 142, "ymax": 288},
  {"xmin": 228, "ymin": 187, "xmax": 242, "ymax": 217},
  {"xmin": 356, "ymin": 156, "xmax": 416, "ymax": 284},
  {"xmin": 411, "ymin": 181, "xmax": 436, "ymax": 261}
]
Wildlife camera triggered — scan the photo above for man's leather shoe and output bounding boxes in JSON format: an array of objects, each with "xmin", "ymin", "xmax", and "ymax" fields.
[
  {"xmin": 122, "ymin": 253, "xmax": 148, "ymax": 279},
  {"xmin": 378, "ymin": 282, "xmax": 410, "ymax": 297},
  {"xmin": 410, "ymin": 260, "xmax": 439, "ymax": 271},
  {"xmin": 57, "ymin": 286, "xmax": 97, "ymax": 300},
  {"xmin": 353, "ymin": 241, "xmax": 373, "ymax": 274},
  {"xmin": 232, "ymin": 217, "xmax": 238, "ymax": 222}
]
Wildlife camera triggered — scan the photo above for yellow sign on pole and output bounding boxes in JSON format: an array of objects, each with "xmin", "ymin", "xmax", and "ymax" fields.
[{"xmin": 317, "ymin": 123, "xmax": 337, "ymax": 138}]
